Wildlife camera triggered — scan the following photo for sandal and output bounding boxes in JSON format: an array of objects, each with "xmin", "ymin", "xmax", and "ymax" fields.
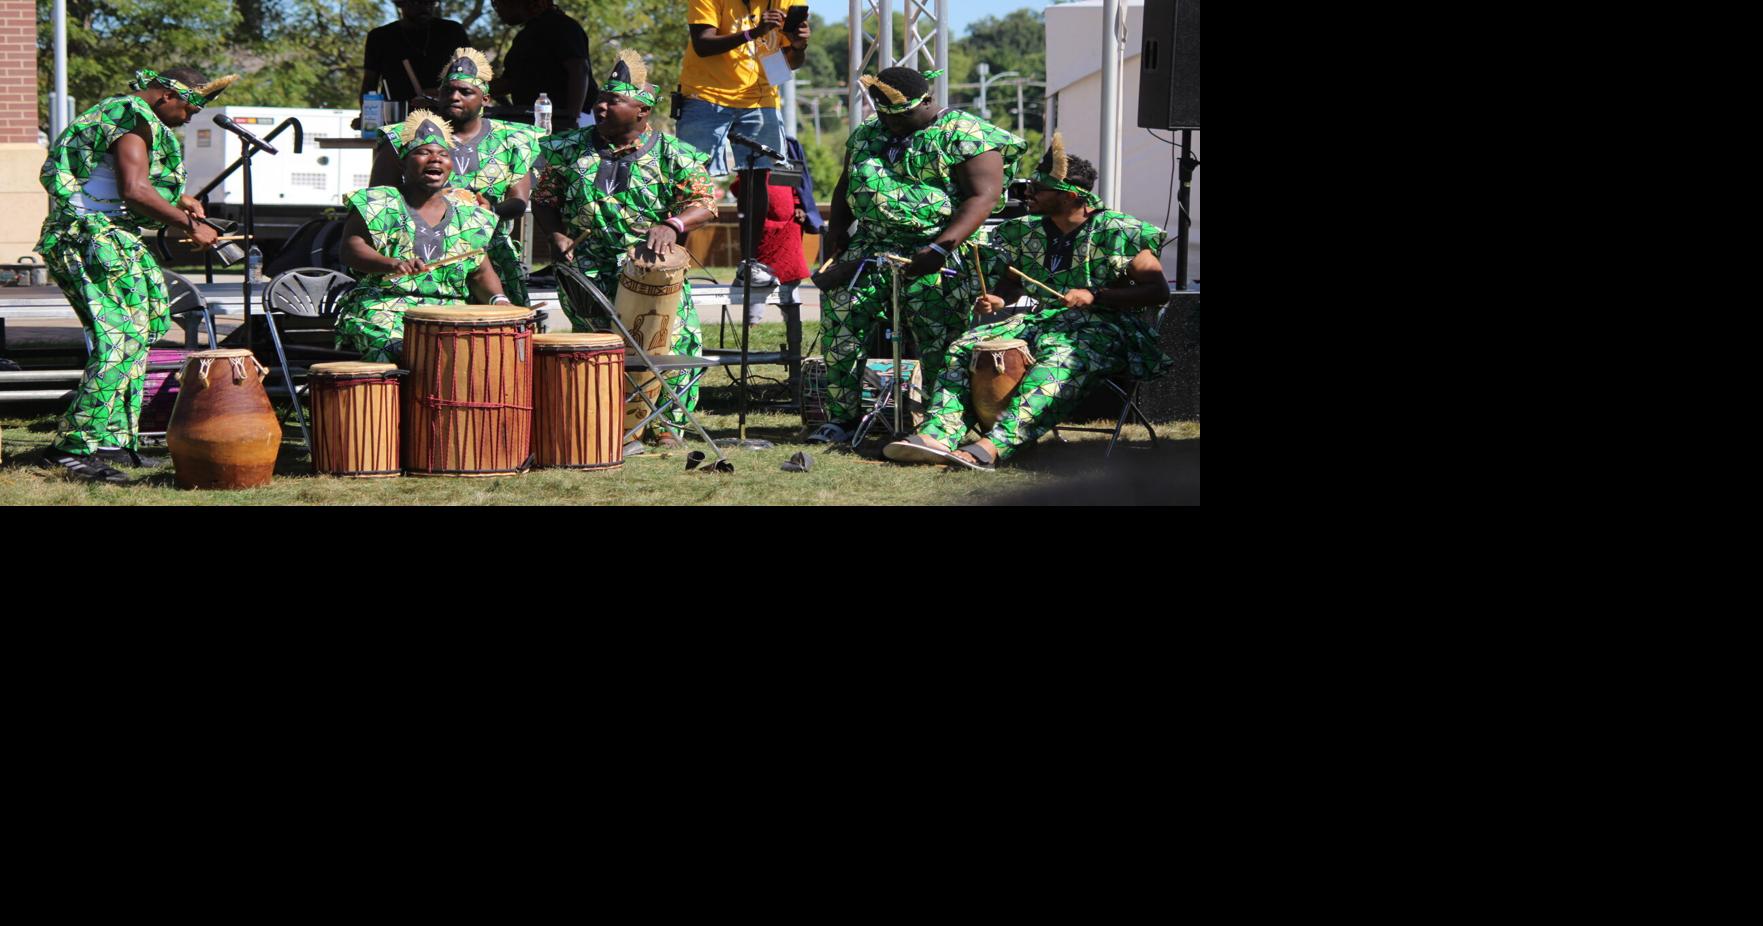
[
  {"xmin": 948, "ymin": 441, "xmax": 998, "ymax": 472},
  {"xmin": 882, "ymin": 434, "xmax": 957, "ymax": 465}
]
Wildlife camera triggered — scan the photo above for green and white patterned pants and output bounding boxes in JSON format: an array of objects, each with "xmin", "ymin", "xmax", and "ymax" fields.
[
  {"xmin": 915, "ymin": 308, "xmax": 1131, "ymax": 461},
  {"xmin": 42, "ymin": 218, "xmax": 171, "ymax": 455},
  {"xmin": 820, "ymin": 247, "xmax": 973, "ymax": 424}
]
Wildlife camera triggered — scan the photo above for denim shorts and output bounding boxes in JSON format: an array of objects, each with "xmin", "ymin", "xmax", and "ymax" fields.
[{"xmin": 674, "ymin": 97, "xmax": 785, "ymax": 176}]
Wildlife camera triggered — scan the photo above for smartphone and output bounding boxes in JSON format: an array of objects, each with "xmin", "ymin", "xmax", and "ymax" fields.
[{"xmin": 784, "ymin": 4, "xmax": 809, "ymax": 31}]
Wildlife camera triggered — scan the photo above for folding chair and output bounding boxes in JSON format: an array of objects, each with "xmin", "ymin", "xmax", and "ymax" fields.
[
  {"xmin": 554, "ymin": 264, "xmax": 730, "ymax": 468},
  {"xmin": 257, "ymin": 268, "xmax": 360, "ymax": 453},
  {"xmin": 1052, "ymin": 300, "xmax": 1172, "ymax": 459}
]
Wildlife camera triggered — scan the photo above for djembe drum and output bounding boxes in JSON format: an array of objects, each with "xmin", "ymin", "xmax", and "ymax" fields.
[
  {"xmin": 402, "ymin": 305, "xmax": 536, "ymax": 477},
  {"xmin": 614, "ymin": 245, "xmax": 690, "ymax": 436},
  {"xmin": 533, "ymin": 332, "xmax": 626, "ymax": 470},
  {"xmin": 308, "ymin": 362, "xmax": 403, "ymax": 477},
  {"xmin": 970, "ymin": 338, "xmax": 1036, "ymax": 431},
  {"xmin": 166, "ymin": 348, "xmax": 279, "ymax": 489}
]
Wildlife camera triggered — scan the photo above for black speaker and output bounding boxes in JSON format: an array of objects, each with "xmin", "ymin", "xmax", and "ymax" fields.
[{"xmin": 1137, "ymin": 0, "xmax": 1200, "ymax": 131}]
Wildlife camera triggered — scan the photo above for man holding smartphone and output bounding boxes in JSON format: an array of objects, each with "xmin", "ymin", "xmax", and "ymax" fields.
[{"xmin": 676, "ymin": 0, "xmax": 809, "ymax": 178}]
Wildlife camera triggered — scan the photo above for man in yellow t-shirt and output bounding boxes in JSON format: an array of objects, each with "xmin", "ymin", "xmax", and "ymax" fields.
[{"xmin": 676, "ymin": 0, "xmax": 810, "ymax": 177}]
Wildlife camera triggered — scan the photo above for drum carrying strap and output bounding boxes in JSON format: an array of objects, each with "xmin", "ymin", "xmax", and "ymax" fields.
[{"xmin": 975, "ymin": 345, "xmax": 1037, "ymax": 374}]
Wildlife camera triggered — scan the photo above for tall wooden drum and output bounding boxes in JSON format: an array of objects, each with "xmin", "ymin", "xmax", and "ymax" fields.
[
  {"xmin": 402, "ymin": 305, "xmax": 536, "ymax": 477},
  {"xmin": 615, "ymin": 246, "xmax": 690, "ymax": 435},
  {"xmin": 309, "ymin": 362, "xmax": 403, "ymax": 477},
  {"xmin": 970, "ymin": 338, "xmax": 1036, "ymax": 431},
  {"xmin": 533, "ymin": 332, "xmax": 626, "ymax": 470},
  {"xmin": 166, "ymin": 348, "xmax": 280, "ymax": 490}
]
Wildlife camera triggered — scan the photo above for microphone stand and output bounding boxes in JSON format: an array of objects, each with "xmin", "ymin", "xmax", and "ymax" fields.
[{"xmin": 728, "ymin": 140, "xmax": 774, "ymax": 450}]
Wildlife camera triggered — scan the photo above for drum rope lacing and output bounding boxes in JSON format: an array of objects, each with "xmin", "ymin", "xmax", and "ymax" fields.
[
  {"xmin": 195, "ymin": 354, "xmax": 268, "ymax": 388},
  {"xmin": 980, "ymin": 346, "xmax": 1038, "ymax": 374}
]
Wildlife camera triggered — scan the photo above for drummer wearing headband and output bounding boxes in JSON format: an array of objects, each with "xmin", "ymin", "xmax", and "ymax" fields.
[
  {"xmin": 533, "ymin": 50, "xmax": 718, "ymax": 452},
  {"xmin": 35, "ymin": 67, "xmax": 233, "ymax": 484},
  {"xmin": 372, "ymin": 47, "xmax": 542, "ymax": 306},
  {"xmin": 883, "ymin": 136, "xmax": 1174, "ymax": 470},
  {"xmin": 334, "ymin": 109, "xmax": 509, "ymax": 363},
  {"xmin": 808, "ymin": 66, "xmax": 1025, "ymax": 446}
]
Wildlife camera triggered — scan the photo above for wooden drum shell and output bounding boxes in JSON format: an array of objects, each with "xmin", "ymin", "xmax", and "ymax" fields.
[
  {"xmin": 309, "ymin": 362, "xmax": 403, "ymax": 478},
  {"xmin": 533, "ymin": 333, "xmax": 626, "ymax": 471},
  {"xmin": 402, "ymin": 305, "xmax": 536, "ymax": 477}
]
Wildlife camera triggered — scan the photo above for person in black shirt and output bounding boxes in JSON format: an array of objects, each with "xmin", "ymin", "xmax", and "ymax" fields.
[
  {"xmin": 360, "ymin": 0, "xmax": 471, "ymax": 112},
  {"xmin": 489, "ymin": 0, "xmax": 596, "ymax": 128}
]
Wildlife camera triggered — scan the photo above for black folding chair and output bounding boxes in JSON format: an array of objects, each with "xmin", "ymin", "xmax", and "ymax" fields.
[
  {"xmin": 1052, "ymin": 300, "xmax": 1171, "ymax": 459},
  {"xmin": 554, "ymin": 264, "xmax": 731, "ymax": 468},
  {"xmin": 257, "ymin": 268, "xmax": 360, "ymax": 453}
]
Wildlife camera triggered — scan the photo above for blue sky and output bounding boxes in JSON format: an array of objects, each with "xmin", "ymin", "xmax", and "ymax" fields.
[{"xmin": 945, "ymin": 1, "xmax": 1046, "ymax": 38}]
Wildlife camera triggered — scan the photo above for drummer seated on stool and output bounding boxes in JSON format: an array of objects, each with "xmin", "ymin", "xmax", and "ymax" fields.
[
  {"xmin": 334, "ymin": 109, "xmax": 511, "ymax": 363},
  {"xmin": 882, "ymin": 138, "xmax": 1175, "ymax": 471}
]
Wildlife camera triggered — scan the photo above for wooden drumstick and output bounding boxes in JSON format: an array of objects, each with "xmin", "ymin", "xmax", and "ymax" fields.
[
  {"xmin": 971, "ymin": 241, "xmax": 989, "ymax": 297},
  {"xmin": 401, "ymin": 59, "xmax": 423, "ymax": 97},
  {"xmin": 1009, "ymin": 265, "xmax": 1067, "ymax": 301},
  {"xmin": 395, "ymin": 249, "xmax": 486, "ymax": 275}
]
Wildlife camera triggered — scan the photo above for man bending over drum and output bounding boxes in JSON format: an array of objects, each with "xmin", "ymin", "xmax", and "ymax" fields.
[
  {"xmin": 883, "ymin": 136, "xmax": 1174, "ymax": 471},
  {"xmin": 371, "ymin": 48, "xmax": 542, "ymax": 306},
  {"xmin": 35, "ymin": 66, "xmax": 232, "ymax": 484},
  {"xmin": 533, "ymin": 50, "xmax": 717, "ymax": 451},
  {"xmin": 808, "ymin": 66, "xmax": 1025, "ymax": 446},
  {"xmin": 335, "ymin": 110, "xmax": 511, "ymax": 363}
]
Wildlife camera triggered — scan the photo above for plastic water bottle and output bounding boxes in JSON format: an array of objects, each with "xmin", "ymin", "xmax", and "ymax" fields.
[
  {"xmin": 533, "ymin": 93, "xmax": 553, "ymax": 133},
  {"xmin": 361, "ymin": 91, "xmax": 384, "ymax": 139},
  {"xmin": 247, "ymin": 246, "xmax": 263, "ymax": 283}
]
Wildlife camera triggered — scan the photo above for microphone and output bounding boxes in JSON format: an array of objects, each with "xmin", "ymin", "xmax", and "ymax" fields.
[
  {"xmin": 729, "ymin": 132, "xmax": 786, "ymax": 163},
  {"xmin": 212, "ymin": 114, "xmax": 279, "ymax": 155}
]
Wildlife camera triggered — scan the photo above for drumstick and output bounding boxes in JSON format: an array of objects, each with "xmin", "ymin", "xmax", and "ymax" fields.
[
  {"xmin": 1009, "ymin": 265, "xmax": 1067, "ymax": 301},
  {"xmin": 880, "ymin": 253, "xmax": 959, "ymax": 277},
  {"xmin": 401, "ymin": 59, "xmax": 423, "ymax": 96},
  {"xmin": 818, "ymin": 257, "xmax": 836, "ymax": 274},
  {"xmin": 393, "ymin": 249, "xmax": 486, "ymax": 275},
  {"xmin": 971, "ymin": 241, "xmax": 988, "ymax": 296}
]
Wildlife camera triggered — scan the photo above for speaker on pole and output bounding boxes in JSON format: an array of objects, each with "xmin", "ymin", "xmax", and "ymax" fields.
[{"xmin": 1137, "ymin": 0, "xmax": 1200, "ymax": 131}]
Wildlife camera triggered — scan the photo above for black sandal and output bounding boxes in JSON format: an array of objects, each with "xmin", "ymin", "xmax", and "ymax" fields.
[{"xmin": 38, "ymin": 449, "xmax": 131, "ymax": 484}]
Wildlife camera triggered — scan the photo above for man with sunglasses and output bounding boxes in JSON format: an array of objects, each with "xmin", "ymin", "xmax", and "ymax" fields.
[
  {"xmin": 34, "ymin": 67, "xmax": 233, "ymax": 483},
  {"xmin": 883, "ymin": 136, "xmax": 1174, "ymax": 471}
]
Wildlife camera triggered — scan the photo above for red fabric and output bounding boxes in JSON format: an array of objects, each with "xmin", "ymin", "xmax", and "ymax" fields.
[{"xmin": 732, "ymin": 175, "xmax": 809, "ymax": 283}]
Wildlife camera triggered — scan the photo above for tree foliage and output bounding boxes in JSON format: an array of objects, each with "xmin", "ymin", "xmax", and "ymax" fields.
[{"xmin": 36, "ymin": 1, "xmax": 1050, "ymax": 141}]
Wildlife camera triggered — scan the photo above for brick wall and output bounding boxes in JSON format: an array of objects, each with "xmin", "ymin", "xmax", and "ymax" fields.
[{"xmin": 0, "ymin": 1, "xmax": 38, "ymax": 143}]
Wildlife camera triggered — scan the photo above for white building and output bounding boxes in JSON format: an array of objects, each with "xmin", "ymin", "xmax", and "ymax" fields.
[{"xmin": 1044, "ymin": 0, "xmax": 1200, "ymax": 284}]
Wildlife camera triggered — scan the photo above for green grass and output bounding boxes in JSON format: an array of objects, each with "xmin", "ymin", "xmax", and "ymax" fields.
[{"xmin": 0, "ymin": 320, "xmax": 1198, "ymax": 506}]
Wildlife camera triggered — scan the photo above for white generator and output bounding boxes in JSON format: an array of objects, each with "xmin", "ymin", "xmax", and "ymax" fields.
[{"xmin": 180, "ymin": 106, "xmax": 378, "ymax": 243}]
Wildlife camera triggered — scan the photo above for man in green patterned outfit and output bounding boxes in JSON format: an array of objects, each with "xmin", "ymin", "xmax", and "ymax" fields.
[
  {"xmin": 883, "ymin": 138, "xmax": 1174, "ymax": 470},
  {"xmin": 371, "ymin": 48, "xmax": 542, "ymax": 306},
  {"xmin": 807, "ymin": 66, "xmax": 1025, "ymax": 445},
  {"xmin": 533, "ymin": 50, "xmax": 718, "ymax": 451},
  {"xmin": 335, "ymin": 109, "xmax": 511, "ymax": 362},
  {"xmin": 35, "ymin": 67, "xmax": 232, "ymax": 484}
]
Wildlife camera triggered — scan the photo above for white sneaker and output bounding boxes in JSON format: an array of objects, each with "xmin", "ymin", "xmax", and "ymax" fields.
[{"xmin": 803, "ymin": 422, "xmax": 853, "ymax": 444}]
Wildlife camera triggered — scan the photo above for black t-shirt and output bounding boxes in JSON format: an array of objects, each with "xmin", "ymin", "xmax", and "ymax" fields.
[
  {"xmin": 363, "ymin": 18, "xmax": 472, "ymax": 100},
  {"xmin": 503, "ymin": 8, "xmax": 597, "ymax": 113}
]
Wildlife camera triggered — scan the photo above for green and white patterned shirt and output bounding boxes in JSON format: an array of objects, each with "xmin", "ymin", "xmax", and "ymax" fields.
[
  {"xmin": 533, "ymin": 128, "xmax": 719, "ymax": 275},
  {"xmin": 340, "ymin": 186, "xmax": 498, "ymax": 307},
  {"xmin": 39, "ymin": 94, "xmax": 186, "ymax": 236},
  {"xmin": 843, "ymin": 109, "xmax": 1025, "ymax": 251}
]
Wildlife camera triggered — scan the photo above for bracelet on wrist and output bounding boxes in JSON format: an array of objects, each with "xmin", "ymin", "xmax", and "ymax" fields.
[
  {"xmin": 925, "ymin": 242, "xmax": 950, "ymax": 258},
  {"xmin": 490, "ymin": 294, "xmax": 512, "ymax": 305},
  {"xmin": 664, "ymin": 217, "xmax": 687, "ymax": 236}
]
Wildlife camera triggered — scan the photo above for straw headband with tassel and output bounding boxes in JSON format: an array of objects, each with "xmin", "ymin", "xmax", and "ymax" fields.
[
  {"xmin": 1031, "ymin": 131, "xmax": 1103, "ymax": 208},
  {"xmin": 131, "ymin": 69, "xmax": 238, "ymax": 107},
  {"xmin": 860, "ymin": 69, "xmax": 945, "ymax": 114},
  {"xmin": 603, "ymin": 49, "xmax": 656, "ymax": 107},
  {"xmin": 439, "ymin": 47, "xmax": 493, "ymax": 93}
]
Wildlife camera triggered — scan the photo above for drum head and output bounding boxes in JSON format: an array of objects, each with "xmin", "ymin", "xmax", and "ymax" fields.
[
  {"xmin": 534, "ymin": 333, "xmax": 624, "ymax": 349},
  {"xmin": 187, "ymin": 348, "xmax": 258, "ymax": 360},
  {"xmin": 309, "ymin": 361, "xmax": 400, "ymax": 376},
  {"xmin": 622, "ymin": 244, "xmax": 691, "ymax": 276},
  {"xmin": 974, "ymin": 338, "xmax": 1031, "ymax": 351},
  {"xmin": 405, "ymin": 305, "xmax": 536, "ymax": 324}
]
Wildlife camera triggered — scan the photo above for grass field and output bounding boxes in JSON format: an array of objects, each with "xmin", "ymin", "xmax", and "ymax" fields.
[{"xmin": 1, "ymin": 322, "xmax": 1198, "ymax": 506}]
